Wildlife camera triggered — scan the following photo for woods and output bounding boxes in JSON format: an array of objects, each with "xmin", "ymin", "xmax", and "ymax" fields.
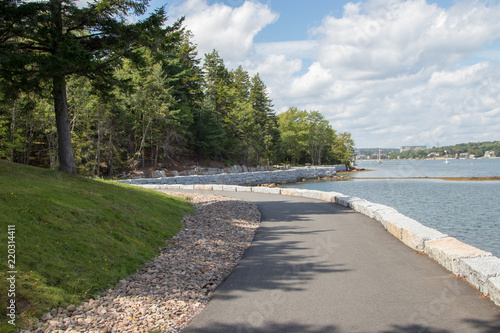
[{"xmin": 0, "ymin": 0, "xmax": 354, "ymax": 176}]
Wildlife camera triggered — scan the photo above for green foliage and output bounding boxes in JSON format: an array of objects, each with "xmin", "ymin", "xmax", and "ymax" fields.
[
  {"xmin": 0, "ymin": 0, "xmax": 183, "ymax": 173},
  {"xmin": 0, "ymin": 160, "xmax": 192, "ymax": 330},
  {"xmin": 0, "ymin": 2, "xmax": 354, "ymax": 171},
  {"xmin": 277, "ymin": 107, "xmax": 354, "ymax": 166},
  {"xmin": 386, "ymin": 141, "xmax": 500, "ymax": 160}
]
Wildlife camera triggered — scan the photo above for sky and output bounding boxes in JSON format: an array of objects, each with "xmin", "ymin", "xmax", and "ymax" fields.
[{"xmin": 144, "ymin": 0, "xmax": 500, "ymax": 148}]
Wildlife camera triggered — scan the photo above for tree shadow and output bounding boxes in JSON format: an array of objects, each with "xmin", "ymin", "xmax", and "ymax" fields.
[
  {"xmin": 379, "ymin": 325, "xmax": 451, "ymax": 333},
  {"xmin": 462, "ymin": 314, "xmax": 500, "ymax": 333},
  {"xmin": 254, "ymin": 199, "xmax": 354, "ymax": 223},
  {"xmin": 203, "ymin": 199, "xmax": 352, "ymax": 300},
  {"xmin": 184, "ymin": 321, "xmax": 340, "ymax": 333}
]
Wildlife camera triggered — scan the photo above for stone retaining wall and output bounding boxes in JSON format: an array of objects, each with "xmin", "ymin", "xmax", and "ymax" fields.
[
  {"xmin": 119, "ymin": 165, "xmax": 346, "ymax": 186},
  {"xmin": 132, "ymin": 183, "xmax": 500, "ymax": 307}
]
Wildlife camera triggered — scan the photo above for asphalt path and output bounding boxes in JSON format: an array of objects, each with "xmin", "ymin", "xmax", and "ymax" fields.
[{"xmin": 174, "ymin": 190, "xmax": 500, "ymax": 333}]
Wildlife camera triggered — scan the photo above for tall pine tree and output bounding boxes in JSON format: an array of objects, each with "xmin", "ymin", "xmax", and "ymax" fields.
[{"xmin": 0, "ymin": 0, "xmax": 182, "ymax": 173}]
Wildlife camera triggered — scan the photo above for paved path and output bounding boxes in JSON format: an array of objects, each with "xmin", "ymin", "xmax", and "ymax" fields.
[{"xmin": 177, "ymin": 190, "xmax": 499, "ymax": 333}]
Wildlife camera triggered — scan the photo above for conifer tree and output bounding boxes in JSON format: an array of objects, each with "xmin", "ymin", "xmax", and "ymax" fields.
[{"xmin": 0, "ymin": 0, "xmax": 181, "ymax": 173}]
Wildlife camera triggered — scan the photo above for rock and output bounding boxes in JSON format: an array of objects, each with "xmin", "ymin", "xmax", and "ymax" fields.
[
  {"xmin": 41, "ymin": 313, "xmax": 53, "ymax": 321},
  {"xmin": 26, "ymin": 193, "xmax": 260, "ymax": 333}
]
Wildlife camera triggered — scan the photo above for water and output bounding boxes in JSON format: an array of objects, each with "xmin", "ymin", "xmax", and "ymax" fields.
[
  {"xmin": 354, "ymin": 158, "xmax": 500, "ymax": 178},
  {"xmin": 284, "ymin": 159, "xmax": 500, "ymax": 257}
]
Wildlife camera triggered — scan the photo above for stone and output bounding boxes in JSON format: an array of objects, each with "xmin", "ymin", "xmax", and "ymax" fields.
[
  {"xmin": 235, "ymin": 186, "xmax": 252, "ymax": 192},
  {"xmin": 486, "ymin": 276, "xmax": 500, "ymax": 306},
  {"xmin": 67, "ymin": 305, "xmax": 77, "ymax": 312},
  {"xmin": 382, "ymin": 213, "xmax": 447, "ymax": 251},
  {"xmin": 460, "ymin": 256, "xmax": 500, "ymax": 295},
  {"xmin": 319, "ymin": 192, "xmax": 336, "ymax": 203},
  {"xmin": 297, "ymin": 190, "xmax": 323, "ymax": 200},
  {"xmin": 424, "ymin": 237, "xmax": 492, "ymax": 275},
  {"xmin": 336, "ymin": 195, "xmax": 354, "ymax": 207},
  {"xmin": 251, "ymin": 187, "xmax": 281, "ymax": 194},
  {"xmin": 151, "ymin": 170, "xmax": 166, "ymax": 178},
  {"xmin": 41, "ymin": 313, "xmax": 53, "ymax": 321}
]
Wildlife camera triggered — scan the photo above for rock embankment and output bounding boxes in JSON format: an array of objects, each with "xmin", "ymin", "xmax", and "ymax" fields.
[
  {"xmin": 120, "ymin": 165, "xmax": 346, "ymax": 187},
  {"xmin": 24, "ymin": 192, "xmax": 261, "ymax": 333}
]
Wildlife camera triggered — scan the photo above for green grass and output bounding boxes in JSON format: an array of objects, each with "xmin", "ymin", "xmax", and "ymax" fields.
[{"xmin": 0, "ymin": 160, "xmax": 192, "ymax": 331}]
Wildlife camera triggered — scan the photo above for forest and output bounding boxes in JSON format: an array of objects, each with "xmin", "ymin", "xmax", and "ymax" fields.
[{"xmin": 0, "ymin": 0, "xmax": 354, "ymax": 176}]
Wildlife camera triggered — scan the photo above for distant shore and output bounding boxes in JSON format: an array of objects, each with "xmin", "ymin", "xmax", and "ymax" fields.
[
  {"xmin": 352, "ymin": 176, "xmax": 500, "ymax": 181},
  {"xmin": 355, "ymin": 156, "xmax": 499, "ymax": 162}
]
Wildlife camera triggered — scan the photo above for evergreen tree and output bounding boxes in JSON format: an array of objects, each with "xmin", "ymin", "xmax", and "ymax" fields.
[
  {"xmin": 249, "ymin": 73, "xmax": 279, "ymax": 165},
  {"xmin": 0, "ymin": 0, "xmax": 181, "ymax": 173},
  {"xmin": 203, "ymin": 50, "xmax": 233, "ymax": 121}
]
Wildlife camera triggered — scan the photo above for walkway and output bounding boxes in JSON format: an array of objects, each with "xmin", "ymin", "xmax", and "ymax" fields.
[{"xmin": 175, "ymin": 190, "xmax": 499, "ymax": 333}]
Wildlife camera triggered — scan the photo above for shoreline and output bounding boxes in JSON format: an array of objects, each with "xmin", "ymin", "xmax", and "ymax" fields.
[{"xmin": 348, "ymin": 176, "xmax": 500, "ymax": 181}]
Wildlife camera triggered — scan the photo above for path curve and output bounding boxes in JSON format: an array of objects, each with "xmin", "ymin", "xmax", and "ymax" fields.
[{"xmin": 176, "ymin": 190, "xmax": 500, "ymax": 333}]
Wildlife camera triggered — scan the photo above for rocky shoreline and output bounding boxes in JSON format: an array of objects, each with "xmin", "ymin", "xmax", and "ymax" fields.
[{"xmin": 23, "ymin": 192, "xmax": 261, "ymax": 333}]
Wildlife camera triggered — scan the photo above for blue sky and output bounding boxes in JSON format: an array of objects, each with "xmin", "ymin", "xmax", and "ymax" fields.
[{"xmin": 145, "ymin": 0, "xmax": 500, "ymax": 148}]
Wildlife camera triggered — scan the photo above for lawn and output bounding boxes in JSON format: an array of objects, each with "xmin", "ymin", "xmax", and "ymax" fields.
[{"xmin": 0, "ymin": 160, "xmax": 192, "ymax": 331}]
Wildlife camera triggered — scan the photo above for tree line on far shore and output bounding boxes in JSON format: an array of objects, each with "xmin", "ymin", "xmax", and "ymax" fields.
[
  {"xmin": 358, "ymin": 141, "xmax": 499, "ymax": 160},
  {"xmin": 389, "ymin": 141, "xmax": 500, "ymax": 160},
  {"xmin": 0, "ymin": 0, "xmax": 354, "ymax": 176}
]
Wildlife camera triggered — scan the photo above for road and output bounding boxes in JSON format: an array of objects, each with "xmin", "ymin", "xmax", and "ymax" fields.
[{"xmin": 173, "ymin": 190, "xmax": 500, "ymax": 333}]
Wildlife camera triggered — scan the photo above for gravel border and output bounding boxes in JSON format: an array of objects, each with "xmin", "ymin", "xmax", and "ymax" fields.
[{"xmin": 25, "ymin": 192, "xmax": 261, "ymax": 333}]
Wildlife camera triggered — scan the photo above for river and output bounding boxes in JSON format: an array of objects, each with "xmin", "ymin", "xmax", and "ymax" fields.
[{"xmin": 283, "ymin": 158, "xmax": 500, "ymax": 257}]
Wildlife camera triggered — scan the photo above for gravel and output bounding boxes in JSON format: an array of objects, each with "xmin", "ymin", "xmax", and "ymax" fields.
[{"xmin": 24, "ymin": 192, "xmax": 261, "ymax": 333}]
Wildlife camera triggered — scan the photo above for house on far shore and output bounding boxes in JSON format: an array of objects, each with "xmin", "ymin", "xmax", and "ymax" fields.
[
  {"xmin": 484, "ymin": 151, "xmax": 496, "ymax": 158},
  {"xmin": 427, "ymin": 152, "xmax": 440, "ymax": 158}
]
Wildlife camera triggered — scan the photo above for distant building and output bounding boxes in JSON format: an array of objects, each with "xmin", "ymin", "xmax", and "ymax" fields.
[
  {"xmin": 459, "ymin": 153, "xmax": 468, "ymax": 159},
  {"xmin": 400, "ymin": 145, "xmax": 426, "ymax": 152},
  {"xmin": 485, "ymin": 151, "xmax": 496, "ymax": 158},
  {"xmin": 427, "ymin": 152, "xmax": 440, "ymax": 157}
]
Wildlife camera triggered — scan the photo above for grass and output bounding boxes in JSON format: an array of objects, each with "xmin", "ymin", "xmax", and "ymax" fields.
[{"xmin": 0, "ymin": 160, "xmax": 193, "ymax": 331}]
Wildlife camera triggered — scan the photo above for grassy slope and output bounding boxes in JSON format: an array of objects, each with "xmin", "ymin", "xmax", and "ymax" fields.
[{"xmin": 0, "ymin": 160, "xmax": 192, "ymax": 330}]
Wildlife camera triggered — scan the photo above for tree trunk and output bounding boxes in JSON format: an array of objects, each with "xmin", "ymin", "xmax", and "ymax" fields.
[
  {"xmin": 108, "ymin": 134, "xmax": 113, "ymax": 176},
  {"xmin": 53, "ymin": 75, "xmax": 77, "ymax": 174},
  {"xmin": 96, "ymin": 108, "xmax": 101, "ymax": 177},
  {"xmin": 154, "ymin": 143, "xmax": 159, "ymax": 168},
  {"xmin": 10, "ymin": 101, "xmax": 17, "ymax": 162},
  {"xmin": 50, "ymin": 0, "xmax": 76, "ymax": 174},
  {"xmin": 26, "ymin": 127, "xmax": 34, "ymax": 165}
]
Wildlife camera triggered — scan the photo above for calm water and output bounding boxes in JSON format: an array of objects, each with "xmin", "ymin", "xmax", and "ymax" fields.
[{"xmin": 285, "ymin": 159, "xmax": 500, "ymax": 257}]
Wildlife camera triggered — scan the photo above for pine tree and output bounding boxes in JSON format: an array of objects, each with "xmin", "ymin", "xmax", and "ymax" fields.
[
  {"xmin": 249, "ymin": 73, "xmax": 279, "ymax": 165},
  {"xmin": 0, "ymin": 0, "xmax": 181, "ymax": 173}
]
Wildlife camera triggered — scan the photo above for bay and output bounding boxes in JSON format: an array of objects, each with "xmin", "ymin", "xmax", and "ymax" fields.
[{"xmin": 284, "ymin": 158, "xmax": 500, "ymax": 257}]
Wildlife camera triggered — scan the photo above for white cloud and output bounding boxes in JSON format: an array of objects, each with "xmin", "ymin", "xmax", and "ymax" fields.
[
  {"xmin": 174, "ymin": 0, "xmax": 278, "ymax": 61},
  {"xmin": 255, "ymin": 40, "xmax": 319, "ymax": 60},
  {"xmin": 429, "ymin": 62, "xmax": 490, "ymax": 88},
  {"xmin": 289, "ymin": 62, "xmax": 334, "ymax": 98},
  {"xmin": 311, "ymin": 0, "xmax": 500, "ymax": 78},
  {"xmin": 278, "ymin": 0, "xmax": 500, "ymax": 147},
  {"xmin": 174, "ymin": 0, "xmax": 500, "ymax": 147}
]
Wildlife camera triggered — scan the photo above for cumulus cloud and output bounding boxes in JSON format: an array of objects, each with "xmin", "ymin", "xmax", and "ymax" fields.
[
  {"xmin": 274, "ymin": 0, "xmax": 500, "ymax": 147},
  {"xmin": 173, "ymin": 0, "xmax": 278, "ymax": 61},
  {"xmin": 311, "ymin": 0, "xmax": 500, "ymax": 78},
  {"xmin": 173, "ymin": 0, "xmax": 500, "ymax": 147}
]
